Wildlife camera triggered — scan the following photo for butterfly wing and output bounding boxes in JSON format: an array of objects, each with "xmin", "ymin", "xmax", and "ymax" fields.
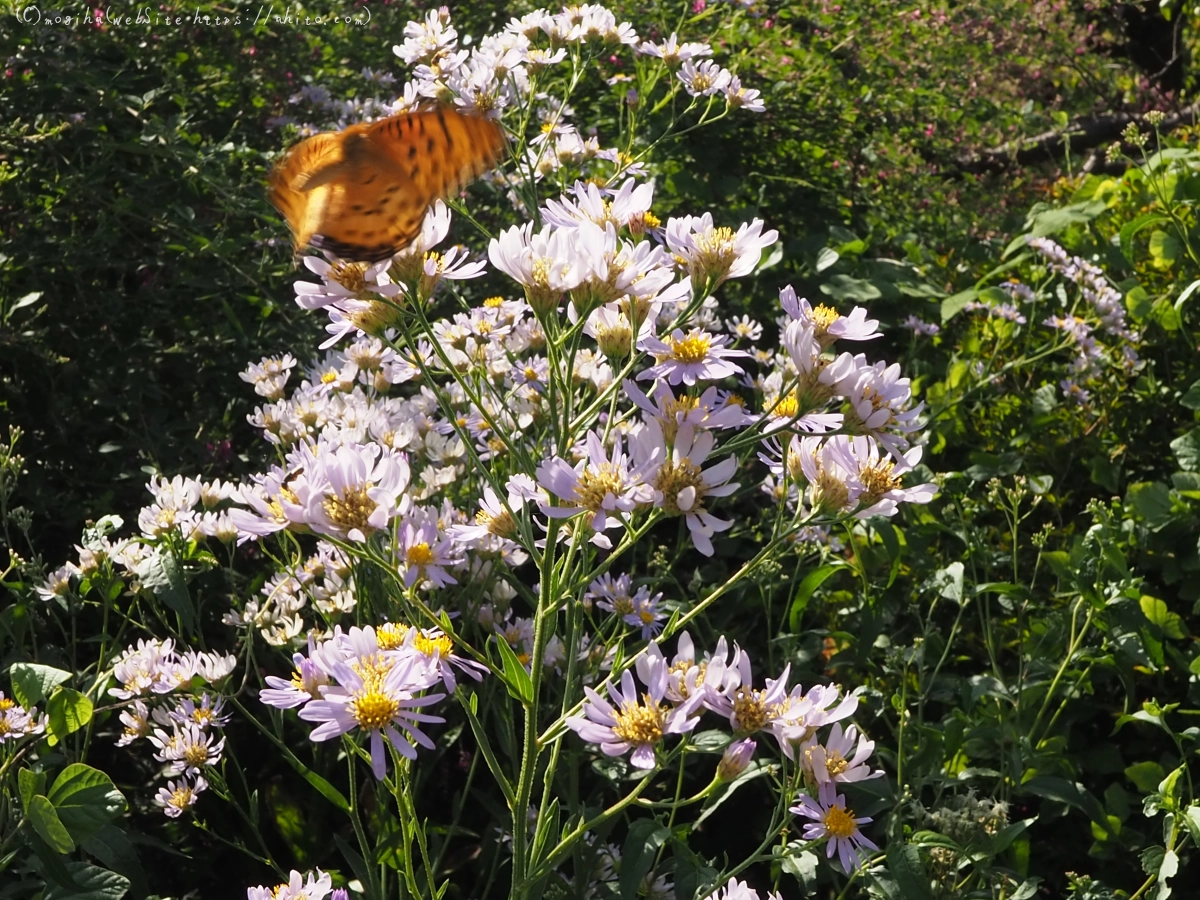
[
  {"xmin": 267, "ymin": 131, "xmax": 343, "ymax": 257},
  {"xmin": 269, "ymin": 109, "xmax": 506, "ymax": 263}
]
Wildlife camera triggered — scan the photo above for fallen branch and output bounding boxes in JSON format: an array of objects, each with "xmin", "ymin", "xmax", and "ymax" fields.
[{"xmin": 954, "ymin": 102, "xmax": 1200, "ymax": 174}]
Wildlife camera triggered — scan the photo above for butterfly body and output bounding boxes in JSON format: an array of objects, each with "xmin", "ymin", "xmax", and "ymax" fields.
[{"xmin": 269, "ymin": 108, "xmax": 505, "ymax": 263}]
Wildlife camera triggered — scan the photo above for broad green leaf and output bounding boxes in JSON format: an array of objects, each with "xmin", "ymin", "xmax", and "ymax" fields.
[
  {"xmin": 941, "ymin": 289, "xmax": 977, "ymax": 322},
  {"xmin": 1119, "ymin": 212, "xmax": 1169, "ymax": 262},
  {"xmin": 19, "ymin": 767, "xmax": 46, "ymax": 809},
  {"xmin": 1025, "ymin": 199, "xmax": 1105, "ymax": 236},
  {"xmin": 135, "ymin": 547, "xmax": 195, "ymax": 633},
  {"xmin": 1126, "ymin": 760, "xmax": 1167, "ymax": 793},
  {"xmin": 1171, "ymin": 429, "xmax": 1200, "ymax": 472},
  {"xmin": 618, "ymin": 819, "xmax": 670, "ymax": 900},
  {"xmin": 82, "ymin": 825, "xmax": 147, "ymax": 898},
  {"xmin": 44, "ymin": 863, "xmax": 130, "ymax": 900},
  {"xmin": 885, "ymin": 842, "xmax": 934, "ymax": 900},
  {"xmin": 1126, "ymin": 482, "xmax": 1174, "ymax": 530},
  {"xmin": 932, "ymin": 562, "xmax": 964, "ymax": 604},
  {"xmin": 47, "ymin": 688, "xmax": 94, "ymax": 742},
  {"xmin": 10, "ymin": 662, "xmax": 71, "ymax": 707},
  {"xmin": 48, "ymin": 764, "xmax": 127, "ymax": 843},
  {"xmin": 1139, "ymin": 596, "xmax": 1187, "ymax": 640},
  {"xmin": 820, "ymin": 274, "xmax": 882, "ymax": 303},
  {"xmin": 28, "ymin": 794, "xmax": 75, "ymax": 854},
  {"xmin": 815, "ymin": 247, "xmax": 839, "ymax": 273},
  {"xmin": 1181, "ymin": 379, "xmax": 1200, "ymax": 410},
  {"xmin": 1175, "ymin": 279, "xmax": 1200, "ymax": 313},
  {"xmin": 1149, "ymin": 230, "xmax": 1182, "ymax": 267}
]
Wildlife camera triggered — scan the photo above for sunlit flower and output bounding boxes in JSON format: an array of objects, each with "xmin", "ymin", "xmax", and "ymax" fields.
[
  {"xmin": 0, "ymin": 692, "xmax": 45, "ymax": 743},
  {"xmin": 246, "ymin": 869, "xmax": 334, "ymax": 900},
  {"xmin": 155, "ymin": 775, "xmax": 207, "ymax": 818},
  {"xmin": 791, "ymin": 782, "xmax": 879, "ymax": 872},
  {"xmin": 664, "ymin": 213, "xmax": 777, "ymax": 287},
  {"xmin": 566, "ymin": 647, "xmax": 703, "ymax": 768},
  {"xmin": 801, "ymin": 722, "xmax": 882, "ymax": 787},
  {"xmin": 638, "ymin": 328, "xmax": 747, "ymax": 386}
]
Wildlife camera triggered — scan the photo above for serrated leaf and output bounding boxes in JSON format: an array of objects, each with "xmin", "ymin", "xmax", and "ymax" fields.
[
  {"xmin": 28, "ymin": 794, "xmax": 76, "ymax": 854},
  {"xmin": 44, "ymin": 863, "xmax": 130, "ymax": 900},
  {"xmin": 135, "ymin": 547, "xmax": 195, "ymax": 633},
  {"xmin": 48, "ymin": 764, "xmax": 127, "ymax": 843},
  {"xmin": 10, "ymin": 662, "xmax": 71, "ymax": 707}
]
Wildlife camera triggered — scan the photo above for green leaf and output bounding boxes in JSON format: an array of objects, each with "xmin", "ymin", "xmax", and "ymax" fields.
[
  {"xmin": 44, "ymin": 863, "xmax": 130, "ymax": 900},
  {"xmin": 619, "ymin": 819, "xmax": 670, "ymax": 900},
  {"xmin": 885, "ymin": 843, "xmax": 934, "ymax": 900},
  {"xmin": 47, "ymin": 688, "xmax": 94, "ymax": 742},
  {"xmin": 494, "ymin": 634, "xmax": 534, "ymax": 705},
  {"xmin": 19, "ymin": 767, "xmax": 46, "ymax": 809},
  {"xmin": 281, "ymin": 755, "xmax": 351, "ymax": 813},
  {"xmin": 941, "ymin": 288, "xmax": 977, "ymax": 323},
  {"xmin": 334, "ymin": 834, "xmax": 372, "ymax": 891},
  {"xmin": 134, "ymin": 547, "xmax": 195, "ymax": 633},
  {"xmin": 788, "ymin": 564, "xmax": 842, "ymax": 631},
  {"xmin": 932, "ymin": 562, "xmax": 965, "ymax": 604},
  {"xmin": 1181, "ymin": 380, "xmax": 1200, "ymax": 410},
  {"xmin": 82, "ymin": 824, "xmax": 147, "ymax": 899},
  {"xmin": 1025, "ymin": 199, "xmax": 1106, "ymax": 236},
  {"xmin": 10, "ymin": 662, "xmax": 71, "ymax": 707},
  {"xmin": 1119, "ymin": 212, "xmax": 1169, "ymax": 261},
  {"xmin": 1170, "ymin": 429, "xmax": 1200, "ymax": 471},
  {"xmin": 48, "ymin": 764, "xmax": 127, "ymax": 843},
  {"xmin": 820, "ymin": 274, "xmax": 882, "ymax": 303},
  {"xmin": 1149, "ymin": 230, "xmax": 1182, "ymax": 266},
  {"xmin": 1175, "ymin": 279, "xmax": 1200, "ymax": 313},
  {"xmin": 1139, "ymin": 596, "xmax": 1187, "ymax": 639},
  {"xmin": 28, "ymin": 794, "xmax": 76, "ymax": 855},
  {"xmin": 1126, "ymin": 760, "xmax": 1167, "ymax": 792},
  {"xmin": 1127, "ymin": 482, "xmax": 1175, "ymax": 530},
  {"xmin": 815, "ymin": 247, "xmax": 839, "ymax": 273}
]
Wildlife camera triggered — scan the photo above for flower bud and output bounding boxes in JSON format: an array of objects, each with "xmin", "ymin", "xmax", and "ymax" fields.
[{"xmin": 717, "ymin": 738, "xmax": 756, "ymax": 781}]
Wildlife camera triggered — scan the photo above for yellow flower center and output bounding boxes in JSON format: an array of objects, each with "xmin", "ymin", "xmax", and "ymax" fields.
[
  {"xmin": 330, "ymin": 261, "xmax": 369, "ymax": 292},
  {"xmin": 170, "ymin": 785, "xmax": 195, "ymax": 808},
  {"xmin": 349, "ymin": 657, "xmax": 401, "ymax": 731},
  {"xmin": 376, "ymin": 622, "xmax": 409, "ymax": 650},
  {"xmin": 811, "ymin": 304, "xmax": 841, "ymax": 336},
  {"xmin": 322, "ymin": 485, "xmax": 377, "ymax": 534},
  {"xmin": 768, "ymin": 390, "xmax": 800, "ymax": 419},
  {"xmin": 321, "ymin": 369, "xmax": 339, "ymax": 385},
  {"xmin": 826, "ymin": 752, "xmax": 849, "ymax": 777},
  {"xmin": 476, "ymin": 507, "xmax": 518, "ymax": 539},
  {"xmin": 612, "ymin": 695, "xmax": 665, "ymax": 746},
  {"xmin": 406, "ymin": 542, "xmax": 434, "ymax": 567},
  {"xmin": 859, "ymin": 460, "xmax": 901, "ymax": 503},
  {"xmin": 667, "ymin": 331, "xmax": 712, "ymax": 364},
  {"xmin": 574, "ymin": 464, "xmax": 625, "ymax": 511},
  {"xmin": 483, "ymin": 295, "xmax": 505, "ymax": 308},
  {"xmin": 415, "ymin": 633, "xmax": 454, "ymax": 658},
  {"xmin": 731, "ymin": 687, "xmax": 769, "ymax": 734},
  {"xmin": 0, "ymin": 699, "xmax": 13, "ymax": 711},
  {"xmin": 823, "ymin": 804, "xmax": 858, "ymax": 839},
  {"xmin": 653, "ymin": 458, "xmax": 707, "ymax": 515},
  {"xmin": 348, "ymin": 298, "xmax": 404, "ymax": 339},
  {"xmin": 183, "ymin": 743, "xmax": 210, "ymax": 767}
]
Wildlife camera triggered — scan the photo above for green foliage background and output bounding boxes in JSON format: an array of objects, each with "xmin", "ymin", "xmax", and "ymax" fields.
[{"xmin": 7, "ymin": 1, "xmax": 1200, "ymax": 898}]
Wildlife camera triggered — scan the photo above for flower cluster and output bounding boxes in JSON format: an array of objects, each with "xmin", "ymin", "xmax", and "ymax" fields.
[
  {"xmin": 1025, "ymin": 236, "xmax": 1143, "ymax": 402},
  {"xmin": 246, "ymin": 870, "xmax": 345, "ymax": 900},
  {"xmin": 0, "ymin": 692, "xmax": 46, "ymax": 743},
  {"xmin": 107, "ymin": 638, "xmax": 236, "ymax": 817},
  {"xmin": 260, "ymin": 623, "xmax": 482, "ymax": 779}
]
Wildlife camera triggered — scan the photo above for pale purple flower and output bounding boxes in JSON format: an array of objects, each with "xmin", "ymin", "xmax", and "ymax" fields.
[
  {"xmin": 702, "ymin": 877, "xmax": 781, "ymax": 900},
  {"xmin": 536, "ymin": 431, "xmax": 658, "ymax": 549},
  {"xmin": 664, "ymin": 213, "xmax": 777, "ymax": 287},
  {"xmin": 639, "ymin": 421, "xmax": 739, "ymax": 556},
  {"xmin": 801, "ymin": 722, "xmax": 882, "ymax": 786},
  {"xmin": 396, "ymin": 518, "xmax": 459, "ymax": 588},
  {"xmin": 155, "ymin": 775, "xmax": 207, "ymax": 818},
  {"xmin": 791, "ymin": 782, "xmax": 879, "ymax": 872},
  {"xmin": 246, "ymin": 869, "xmax": 333, "ymax": 900},
  {"xmin": 299, "ymin": 651, "xmax": 445, "ymax": 780},
  {"xmin": 678, "ymin": 59, "xmax": 732, "ymax": 97},
  {"xmin": 638, "ymin": 33, "xmax": 712, "ymax": 66},
  {"xmin": 638, "ymin": 328, "xmax": 747, "ymax": 386},
  {"xmin": 566, "ymin": 647, "xmax": 703, "ymax": 768},
  {"xmin": 300, "ymin": 441, "xmax": 411, "ymax": 542}
]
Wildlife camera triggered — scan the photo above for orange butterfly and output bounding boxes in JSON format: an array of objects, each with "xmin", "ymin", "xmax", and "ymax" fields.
[{"xmin": 268, "ymin": 107, "xmax": 506, "ymax": 263}]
